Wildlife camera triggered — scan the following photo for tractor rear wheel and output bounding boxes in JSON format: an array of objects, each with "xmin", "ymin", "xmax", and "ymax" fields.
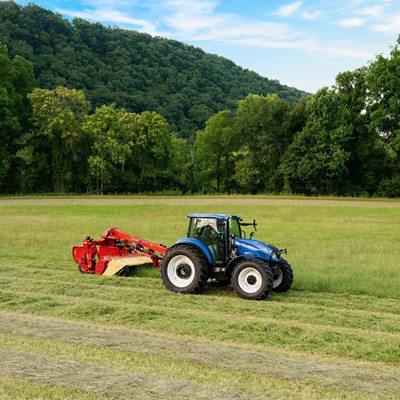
[
  {"xmin": 272, "ymin": 259, "xmax": 294, "ymax": 293},
  {"xmin": 231, "ymin": 259, "xmax": 273, "ymax": 300},
  {"xmin": 161, "ymin": 245, "xmax": 209, "ymax": 294}
]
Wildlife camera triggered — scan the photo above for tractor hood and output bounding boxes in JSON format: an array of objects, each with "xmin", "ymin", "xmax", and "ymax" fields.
[{"xmin": 233, "ymin": 238, "xmax": 282, "ymax": 262}]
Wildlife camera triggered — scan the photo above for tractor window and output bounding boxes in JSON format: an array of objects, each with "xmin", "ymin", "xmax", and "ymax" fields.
[
  {"xmin": 189, "ymin": 218, "xmax": 223, "ymax": 238},
  {"xmin": 194, "ymin": 218, "xmax": 220, "ymax": 239},
  {"xmin": 229, "ymin": 217, "xmax": 242, "ymax": 238}
]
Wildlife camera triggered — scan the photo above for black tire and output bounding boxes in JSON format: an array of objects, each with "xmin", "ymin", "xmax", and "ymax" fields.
[
  {"xmin": 78, "ymin": 265, "xmax": 89, "ymax": 274},
  {"xmin": 272, "ymin": 259, "xmax": 294, "ymax": 293},
  {"xmin": 231, "ymin": 259, "xmax": 273, "ymax": 300},
  {"xmin": 161, "ymin": 244, "xmax": 209, "ymax": 294}
]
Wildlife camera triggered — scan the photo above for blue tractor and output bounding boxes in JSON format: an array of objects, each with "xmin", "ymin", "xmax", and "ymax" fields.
[{"xmin": 160, "ymin": 214, "xmax": 293, "ymax": 300}]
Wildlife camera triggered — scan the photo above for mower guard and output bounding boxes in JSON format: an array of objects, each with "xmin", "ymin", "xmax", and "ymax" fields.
[{"xmin": 103, "ymin": 254, "xmax": 152, "ymax": 276}]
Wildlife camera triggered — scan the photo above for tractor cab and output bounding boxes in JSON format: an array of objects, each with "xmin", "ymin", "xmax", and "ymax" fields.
[
  {"xmin": 187, "ymin": 214, "xmax": 226, "ymax": 262},
  {"xmin": 186, "ymin": 214, "xmax": 244, "ymax": 261},
  {"xmin": 185, "ymin": 213, "xmax": 259, "ymax": 263}
]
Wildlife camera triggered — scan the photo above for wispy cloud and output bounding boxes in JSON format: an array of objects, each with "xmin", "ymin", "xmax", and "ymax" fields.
[
  {"xmin": 373, "ymin": 12, "xmax": 400, "ymax": 33},
  {"xmin": 275, "ymin": 1, "xmax": 303, "ymax": 17},
  {"xmin": 57, "ymin": 5, "xmax": 159, "ymax": 34},
  {"xmin": 301, "ymin": 10, "xmax": 321, "ymax": 20},
  {"xmin": 336, "ymin": 18, "xmax": 365, "ymax": 27},
  {"xmin": 158, "ymin": 0, "xmax": 228, "ymax": 36},
  {"xmin": 360, "ymin": 6, "xmax": 384, "ymax": 17}
]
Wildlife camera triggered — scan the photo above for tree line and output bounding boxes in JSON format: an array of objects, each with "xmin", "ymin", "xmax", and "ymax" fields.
[
  {"xmin": 1, "ymin": 39, "xmax": 400, "ymax": 196},
  {"xmin": 1, "ymin": 1, "xmax": 400, "ymax": 196}
]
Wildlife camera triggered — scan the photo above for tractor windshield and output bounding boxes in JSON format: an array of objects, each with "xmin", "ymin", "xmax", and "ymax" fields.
[{"xmin": 229, "ymin": 217, "xmax": 242, "ymax": 238}]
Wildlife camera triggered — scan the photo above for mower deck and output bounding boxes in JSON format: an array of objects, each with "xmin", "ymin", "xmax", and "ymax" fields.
[{"xmin": 103, "ymin": 254, "xmax": 153, "ymax": 276}]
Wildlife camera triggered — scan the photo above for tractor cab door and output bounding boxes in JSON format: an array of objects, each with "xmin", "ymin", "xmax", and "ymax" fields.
[{"xmin": 189, "ymin": 217, "xmax": 225, "ymax": 262}]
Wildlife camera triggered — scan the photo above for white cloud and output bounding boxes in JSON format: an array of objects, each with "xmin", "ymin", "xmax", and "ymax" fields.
[
  {"xmin": 320, "ymin": 44, "xmax": 372, "ymax": 59},
  {"xmin": 301, "ymin": 10, "xmax": 321, "ymax": 20},
  {"xmin": 275, "ymin": 1, "xmax": 303, "ymax": 17},
  {"xmin": 360, "ymin": 6, "xmax": 384, "ymax": 17},
  {"xmin": 336, "ymin": 18, "xmax": 365, "ymax": 27},
  {"xmin": 57, "ymin": 7, "xmax": 159, "ymax": 34},
  {"xmin": 373, "ymin": 12, "xmax": 400, "ymax": 33}
]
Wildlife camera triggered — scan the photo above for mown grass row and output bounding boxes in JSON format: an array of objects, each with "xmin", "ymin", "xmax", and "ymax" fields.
[
  {"xmin": 0, "ymin": 330, "xmax": 393, "ymax": 400},
  {"xmin": 2, "ymin": 266, "xmax": 400, "ymax": 335},
  {"xmin": 1, "ymin": 257, "xmax": 399, "ymax": 366}
]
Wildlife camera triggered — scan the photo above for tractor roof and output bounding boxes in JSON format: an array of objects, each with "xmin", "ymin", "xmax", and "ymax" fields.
[{"xmin": 187, "ymin": 213, "xmax": 239, "ymax": 219}]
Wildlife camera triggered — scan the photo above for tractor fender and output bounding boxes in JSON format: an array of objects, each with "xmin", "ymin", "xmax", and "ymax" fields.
[{"xmin": 172, "ymin": 238, "xmax": 214, "ymax": 265}]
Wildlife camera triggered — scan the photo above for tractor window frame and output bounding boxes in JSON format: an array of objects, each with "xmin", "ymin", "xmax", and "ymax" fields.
[{"xmin": 187, "ymin": 218, "xmax": 196, "ymax": 237}]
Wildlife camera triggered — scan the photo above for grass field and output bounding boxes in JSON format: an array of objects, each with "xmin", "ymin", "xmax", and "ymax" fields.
[{"xmin": 0, "ymin": 195, "xmax": 399, "ymax": 399}]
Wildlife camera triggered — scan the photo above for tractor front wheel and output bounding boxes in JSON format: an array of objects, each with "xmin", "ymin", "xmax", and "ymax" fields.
[
  {"xmin": 272, "ymin": 260, "xmax": 294, "ymax": 292},
  {"xmin": 161, "ymin": 245, "xmax": 209, "ymax": 294},
  {"xmin": 231, "ymin": 259, "xmax": 273, "ymax": 300}
]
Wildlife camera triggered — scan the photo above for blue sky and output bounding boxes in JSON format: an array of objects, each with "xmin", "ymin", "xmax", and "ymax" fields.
[{"xmin": 15, "ymin": 0, "xmax": 400, "ymax": 93}]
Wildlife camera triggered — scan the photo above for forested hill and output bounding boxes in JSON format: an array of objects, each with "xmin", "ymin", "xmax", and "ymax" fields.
[{"xmin": 0, "ymin": 1, "xmax": 306, "ymax": 135}]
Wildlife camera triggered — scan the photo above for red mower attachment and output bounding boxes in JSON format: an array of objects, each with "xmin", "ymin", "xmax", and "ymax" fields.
[{"xmin": 72, "ymin": 228, "xmax": 168, "ymax": 276}]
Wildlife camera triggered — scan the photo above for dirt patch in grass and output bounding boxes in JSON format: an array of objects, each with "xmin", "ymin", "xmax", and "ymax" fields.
[{"xmin": 1, "ymin": 311, "xmax": 399, "ymax": 398}]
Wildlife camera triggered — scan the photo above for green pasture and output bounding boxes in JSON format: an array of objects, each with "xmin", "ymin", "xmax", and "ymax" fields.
[
  {"xmin": 1, "ymin": 195, "xmax": 399, "ymax": 297},
  {"xmin": 0, "ymin": 195, "xmax": 399, "ymax": 400}
]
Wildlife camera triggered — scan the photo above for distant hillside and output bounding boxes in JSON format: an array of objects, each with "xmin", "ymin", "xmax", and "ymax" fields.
[{"xmin": 0, "ymin": 1, "xmax": 307, "ymax": 134}]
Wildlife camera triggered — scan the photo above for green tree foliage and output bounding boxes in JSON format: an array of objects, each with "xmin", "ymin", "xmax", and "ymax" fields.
[
  {"xmin": 164, "ymin": 134, "xmax": 193, "ymax": 192},
  {"xmin": 280, "ymin": 70, "xmax": 393, "ymax": 196},
  {"xmin": 28, "ymin": 87, "xmax": 90, "ymax": 192},
  {"xmin": 235, "ymin": 94, "xmax": 291, "ymax": 193},
  {"xmin": 0, "ymin": 44, "xmax": 34, "ymax": 192},
  {"xmin": 0, "ymin": 1, "xmax": 306, "ymax": 136},
  {"xmin": 367, "ymin": 38, "xmax": 400, "ymax": 193},
  {"xmin": 195, "ymin": 110, "xmax": 238, "ymax": 192},
  {"xmin": 335, "ymin": 68, "xmax": 392, "ymax": 194},
  {"xmin": 84, "ymin": 104, "xmax": 185, "ymax": 193},
  {"xmin": 279, "ymin": 88, "xmax": 352, "ymax": 195},
  {"xmin": 83, "ymin": 104, "xmax": 134, "ymax": 193}
]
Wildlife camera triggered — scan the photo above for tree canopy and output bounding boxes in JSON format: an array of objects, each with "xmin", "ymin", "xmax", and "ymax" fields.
[{"xmin": 0, "ymin": 1, "xmax": 306, "ymax": 136}]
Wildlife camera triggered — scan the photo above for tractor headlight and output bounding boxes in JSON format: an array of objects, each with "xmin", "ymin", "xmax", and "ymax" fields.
[{"xmin": 269, "ymin": 249, "xmax": 280, "ymax": 261}]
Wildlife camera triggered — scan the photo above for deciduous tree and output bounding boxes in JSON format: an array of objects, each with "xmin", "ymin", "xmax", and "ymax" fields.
[
  {"xmin": 235, "ymin": 94, "xmax": 291, "ymax": 193},
  {"xmin": 195, "ymin": 110, "xmax": 238, "ymax": 192},
  {"xmin": 28, "ymin": 86, "xmax": 90, "ymax": 192}
]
